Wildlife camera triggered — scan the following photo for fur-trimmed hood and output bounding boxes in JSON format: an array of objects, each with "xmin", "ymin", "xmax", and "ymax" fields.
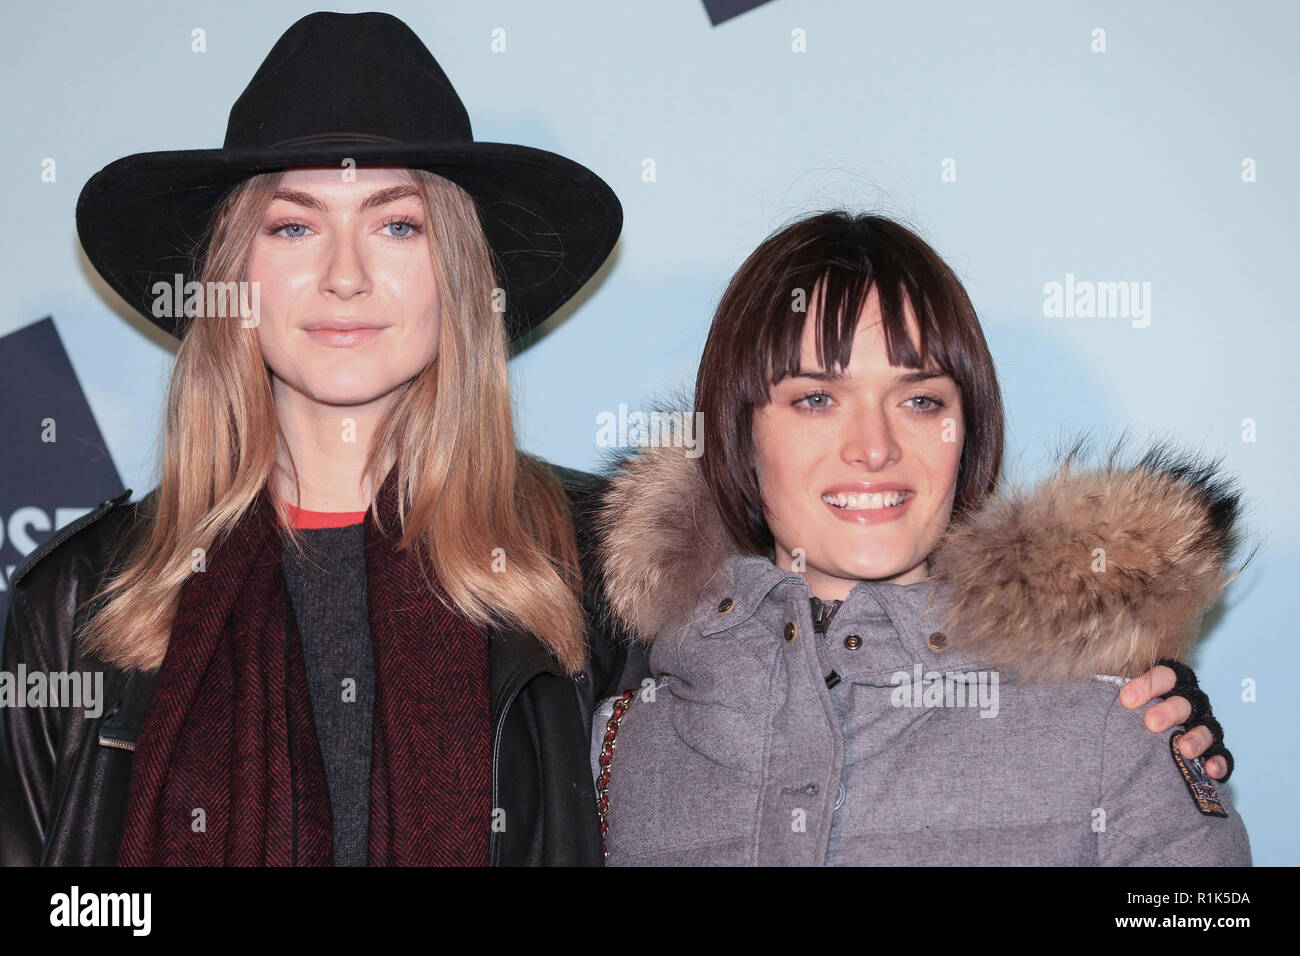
[{"xmin": 596, "ymin": 434, "xmax": 1246, "ymax": 682}]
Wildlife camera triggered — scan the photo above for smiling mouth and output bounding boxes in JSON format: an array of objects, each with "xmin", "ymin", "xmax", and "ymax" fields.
[{"xmin": 821, "ymin": 490, "xmax": 913, "ymax": 511}]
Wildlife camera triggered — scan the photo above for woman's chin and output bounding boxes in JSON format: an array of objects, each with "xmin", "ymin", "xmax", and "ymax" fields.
[
  {"xmin": 830, "ymin": 554, "xmax": 926, "ymax": 586},
  {"xmin": 298, "ymin": 378, "xmax": 402, "ymax": 408}
]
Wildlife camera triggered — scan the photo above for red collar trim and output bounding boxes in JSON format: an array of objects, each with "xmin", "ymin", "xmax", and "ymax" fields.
[{"xmin": 282, "ymin": 503, "xmax": 367, "ymax": 529}]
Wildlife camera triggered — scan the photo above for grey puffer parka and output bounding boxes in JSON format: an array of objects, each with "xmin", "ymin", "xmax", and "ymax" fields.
[{"xmin": 591, "ymin": 441, "xmax": 1250, "ymax": 866}]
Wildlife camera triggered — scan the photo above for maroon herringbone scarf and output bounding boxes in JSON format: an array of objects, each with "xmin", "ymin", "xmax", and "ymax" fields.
[{"xmin": 117, "ymin": 467, "xmax": 492, "ymax": 866}]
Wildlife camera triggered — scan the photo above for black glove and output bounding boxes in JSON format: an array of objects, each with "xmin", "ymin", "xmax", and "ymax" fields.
[{"xmin": 1155, "ymin": 658, "xmax": 1233, "ymax": 781}]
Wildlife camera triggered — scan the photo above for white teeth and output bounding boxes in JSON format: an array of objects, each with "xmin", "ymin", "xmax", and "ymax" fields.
[{"xmin": 822, "ymin": 491, "xmax": 909, "ymax": 511}]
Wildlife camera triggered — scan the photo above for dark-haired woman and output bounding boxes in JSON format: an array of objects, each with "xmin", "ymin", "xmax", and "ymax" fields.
[{"xmin": 593, "ymin": 212, "xmax": 1246, "ymax": 865}]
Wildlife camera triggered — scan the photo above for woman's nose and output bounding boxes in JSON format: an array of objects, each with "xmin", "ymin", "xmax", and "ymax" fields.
[
  {"xmin": 840, "ymin": 405, "xmax": 901, "ymax": 470},
  {"xmin": 319, "ymin": 232, "xmax": 371, "ymax": 299}
]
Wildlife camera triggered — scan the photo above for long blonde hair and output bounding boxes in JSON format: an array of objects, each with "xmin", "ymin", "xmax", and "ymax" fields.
[{"xmin": 79, "ymin": 168, "xmax": 587, "ymax": 673}]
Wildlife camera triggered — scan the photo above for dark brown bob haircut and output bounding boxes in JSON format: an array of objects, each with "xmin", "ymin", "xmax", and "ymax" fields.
[{"xmin": 695, "ymin": 210, "xmax": 1005, "ymax": 556}]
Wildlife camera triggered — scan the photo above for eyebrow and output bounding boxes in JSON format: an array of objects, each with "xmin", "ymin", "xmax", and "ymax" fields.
[
  {"xmin": 268, "ymin": 184, "xmax": 422, "ymax": 212},
  {"xmin": 788, "ymin": 368, "xmax": 951, "ymax": 385}
]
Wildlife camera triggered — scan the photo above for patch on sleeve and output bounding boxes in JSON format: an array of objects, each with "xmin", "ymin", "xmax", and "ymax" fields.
[{"xmin": 1170, "ymin": 732, "xmax": 1227, "ymax": 818}]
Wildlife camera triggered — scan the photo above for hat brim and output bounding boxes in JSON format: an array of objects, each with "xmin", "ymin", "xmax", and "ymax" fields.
[{"xmin": 75, "ymin": 141, "xmax": 622, "ymax": 342}]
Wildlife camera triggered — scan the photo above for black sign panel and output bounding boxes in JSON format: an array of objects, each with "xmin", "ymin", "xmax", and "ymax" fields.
[{"xmin": 1, "ymin": 316, "xmax": 124, "ymax": 619}]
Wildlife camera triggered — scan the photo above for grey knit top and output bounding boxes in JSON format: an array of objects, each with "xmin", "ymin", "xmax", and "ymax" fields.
[{"xmin": 280, "ymin": 523, "xmax": 374, "ymax": 866}]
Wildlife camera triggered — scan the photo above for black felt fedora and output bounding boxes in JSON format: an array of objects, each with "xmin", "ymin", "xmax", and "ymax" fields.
[{"xmin": 75, "ymin": 10, "xmax": 622, "ymax": 342}]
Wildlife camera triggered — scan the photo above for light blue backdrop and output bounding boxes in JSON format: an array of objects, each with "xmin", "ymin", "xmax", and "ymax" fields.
[{"xmin": 3, "ymin": 0, "xmax": 1295, "ymax": 864}]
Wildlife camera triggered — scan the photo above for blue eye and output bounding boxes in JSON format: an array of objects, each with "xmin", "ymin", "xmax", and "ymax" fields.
[
  {"xmin": 271, "ymin": 222, "xmax": 310, "ymax": 239},
  {"xmin": 906, "ymin": 395, "xmax": 945, "ymax": 413},
  {"xmin": 382, "ymin": 218, "xmax": 423, "ymax": 239},
  {"xmin": 795, "ymin": 391, "xmax": 833, "ymax": 411}
]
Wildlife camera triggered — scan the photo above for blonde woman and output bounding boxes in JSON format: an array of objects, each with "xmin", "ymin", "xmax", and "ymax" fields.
[{"xmin": 0, "ymin": 12, "xmax": 626, "ymax": 866}]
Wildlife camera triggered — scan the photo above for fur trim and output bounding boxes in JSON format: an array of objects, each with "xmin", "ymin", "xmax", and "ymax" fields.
[
  {"xmin": 596, "ymin": 443, "xmax": 734, "ymax": 645},
  {"xmin": 598, "ymin": 431, "xmax": 1248, "ymax": 682},
  {"xmin": 929, "ymin": 435, "xmax": 1245, "ymax": 681}
]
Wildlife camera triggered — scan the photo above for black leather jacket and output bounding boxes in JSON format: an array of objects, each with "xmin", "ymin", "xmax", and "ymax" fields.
[{"xmin": 0, "ymin": 465, "xmax": 639, "ymax": 866}]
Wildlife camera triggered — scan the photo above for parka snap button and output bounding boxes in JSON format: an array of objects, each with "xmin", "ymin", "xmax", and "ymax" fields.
[
  {"xmin": 783, "ymin": 621, "xmax": 797, "ymax": 642},
  {"xmin": 927, "ymin": 631, "xmax": 949, "ymax": 651},
  {"xmin": 718, "ymin": 597, "xmax": 735, "ymax": 614},
  {"xmin": 843, "ymin": 634, "xmax": 862, "ymax": 650}
]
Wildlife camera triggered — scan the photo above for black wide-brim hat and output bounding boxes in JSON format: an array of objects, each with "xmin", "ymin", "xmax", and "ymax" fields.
[{"xmin": 75, "ymin": 11, "xmax": 622, "ymax": 343}]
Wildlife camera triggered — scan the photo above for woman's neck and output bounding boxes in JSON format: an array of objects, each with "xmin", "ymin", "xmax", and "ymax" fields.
[
  {"xmin": 271, "ymin": 376, "xmax": 396, "ymax": 511},
  {"xmin": 781, "ymin": 556, "xmax": 931, "ymax": 600}
]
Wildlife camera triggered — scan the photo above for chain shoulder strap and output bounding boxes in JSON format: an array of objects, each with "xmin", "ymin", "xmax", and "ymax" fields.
[{"xmin": 595, "ymin": 688, "xmax": 637, "ymax": 861}]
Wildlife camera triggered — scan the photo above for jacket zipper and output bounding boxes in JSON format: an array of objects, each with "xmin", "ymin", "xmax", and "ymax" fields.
[{"xmin": 97, "ymin": 734, "xmax": 136, "ymax": 752}]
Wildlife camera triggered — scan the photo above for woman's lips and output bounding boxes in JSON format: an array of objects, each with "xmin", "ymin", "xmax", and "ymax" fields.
[
  {"xmin": 305, "ymin": 327, "xmax": 384, "ymax": 348},
  {"xmin": 821, "ymin": 489, "xmax": 914, "ymax": 525}
]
